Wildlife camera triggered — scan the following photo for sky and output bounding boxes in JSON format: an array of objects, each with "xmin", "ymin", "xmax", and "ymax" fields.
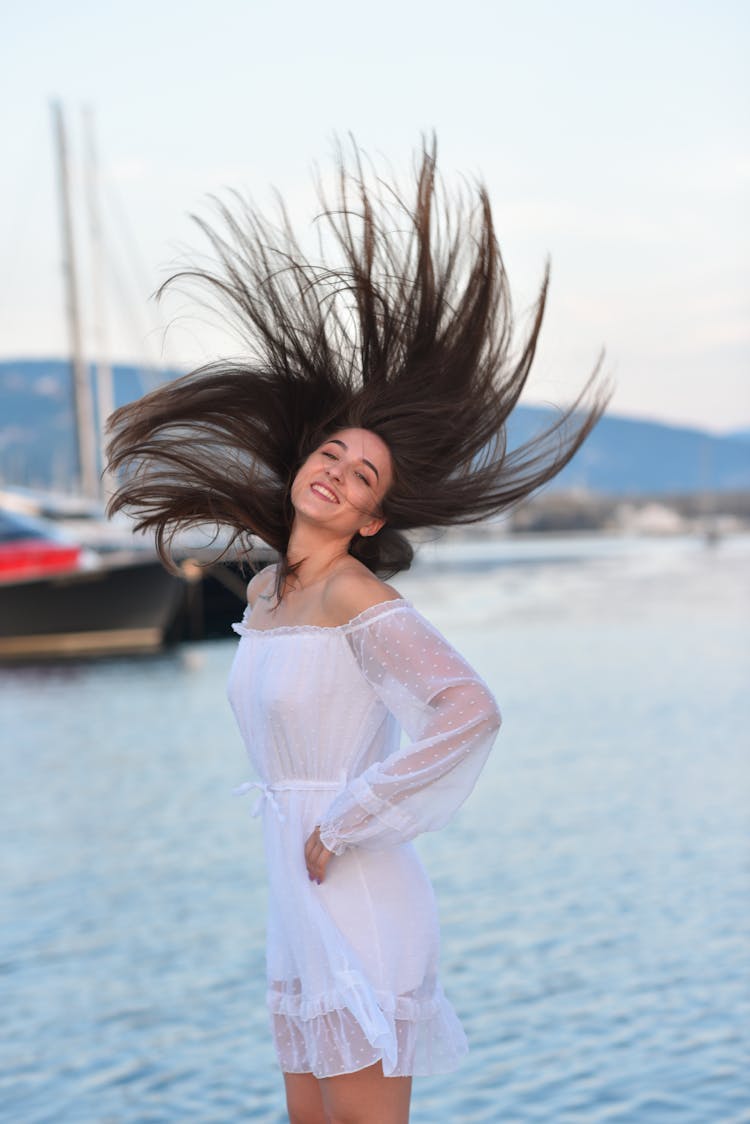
[{"xmin": 1, "ymin": 0, "xmax": 748, "ymax": 433}]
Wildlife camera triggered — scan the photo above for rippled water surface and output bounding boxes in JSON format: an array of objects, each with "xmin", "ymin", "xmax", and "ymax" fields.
[{"xmin": 2, "ymin": 533, "xmax": 748, "ymax": 1123}]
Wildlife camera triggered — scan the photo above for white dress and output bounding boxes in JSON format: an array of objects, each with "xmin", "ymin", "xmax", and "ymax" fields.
[{"xmin": 227, "ymin": 597, "xmax": 502, "ymax": 1078}]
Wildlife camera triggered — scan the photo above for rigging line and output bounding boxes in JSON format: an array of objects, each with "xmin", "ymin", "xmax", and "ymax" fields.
[
  {"xmin": 103, "ymin": 247, "xmax": 167, "ymax": 395},
  {"xmin": 99, "ymin": 170, "xmax": 174, "ymax": 373}
]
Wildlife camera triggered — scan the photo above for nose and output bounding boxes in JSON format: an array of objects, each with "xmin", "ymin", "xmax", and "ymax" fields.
[{"xmin": 325, "ymin": 460, "xmax": 342, "ymax": 481}]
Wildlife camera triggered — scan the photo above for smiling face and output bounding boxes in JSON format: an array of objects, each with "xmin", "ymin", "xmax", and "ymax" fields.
[{"xmin": 290, "ymin": 427, "xmax": 393, "ymax": 541}]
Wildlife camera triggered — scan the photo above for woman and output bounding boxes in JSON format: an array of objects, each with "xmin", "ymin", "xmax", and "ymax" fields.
[{"xmin": 107, "ymin": 137, "xmax": 610, "ymax": 1124}]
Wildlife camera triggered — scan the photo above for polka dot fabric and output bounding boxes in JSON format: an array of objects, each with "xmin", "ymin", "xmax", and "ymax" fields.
[{"xmin": 228, "ymin": 599, "xmax": 502, "ymax": 1077}]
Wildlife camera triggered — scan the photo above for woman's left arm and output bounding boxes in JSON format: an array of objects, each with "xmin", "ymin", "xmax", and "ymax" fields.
[{"xmin": 317, "ymin": 604, "xmax": 502, "ymax": 856}]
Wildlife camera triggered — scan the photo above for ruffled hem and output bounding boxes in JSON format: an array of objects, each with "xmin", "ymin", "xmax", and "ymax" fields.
[
  {"xmin": 267, "ymin": 974, "xmax": 468, "ymax": 1078},
  {"xmin": 268, "ymin": 982, "xmax": 445, "ymax": 1024}
]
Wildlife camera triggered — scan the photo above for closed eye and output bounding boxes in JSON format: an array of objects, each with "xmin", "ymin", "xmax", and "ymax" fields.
[{"xmin": 321, "ymin": 446, "xmax": 371, "ymax": 485}]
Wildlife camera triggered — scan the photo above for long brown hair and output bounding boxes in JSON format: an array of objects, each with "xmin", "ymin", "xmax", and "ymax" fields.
[{"xmin": 106, "ymin": 136, "xmax": 611, "ymax": 585}]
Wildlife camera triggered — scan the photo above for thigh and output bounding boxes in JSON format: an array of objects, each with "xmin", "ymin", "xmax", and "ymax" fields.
[
  {"xmin": 284, "ymin": 1071, "xmax": 327, "ymax": 1124},
  {"xmin": 319, "ymin": 1061, "xmax": 412, "ymax": 1124}
]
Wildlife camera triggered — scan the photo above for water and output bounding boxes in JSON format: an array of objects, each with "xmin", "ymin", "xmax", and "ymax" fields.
[{"xmin": 1, "ymin": 533, "xmax": 748, "ymax": 1123}]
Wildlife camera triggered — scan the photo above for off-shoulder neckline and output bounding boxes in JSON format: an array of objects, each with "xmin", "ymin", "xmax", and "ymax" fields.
[{"xmin": 232, "ymin": 597, "xmax": 413, "ymax": 638}]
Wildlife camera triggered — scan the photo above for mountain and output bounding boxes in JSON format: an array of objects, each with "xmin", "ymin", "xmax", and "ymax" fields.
[
  {"xmin": 1, "ymin": 358, "xmax": 749, "ymax": 495},
  {"xmin": 0, "ymin": 359, "xmax": 177, "ymax": 490},
  {"xmin": 505, "ymin": 408, "xmax": 750, "ymax": 493}
]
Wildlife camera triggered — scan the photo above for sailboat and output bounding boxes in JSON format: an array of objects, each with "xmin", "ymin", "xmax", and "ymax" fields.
[
  {"xmin": 0, "ymin": 103, "xmax": 186, "ymax": 660},
  {"xmin": 0, "ymin": 504, "xmax": 186, "ymax": 659}
]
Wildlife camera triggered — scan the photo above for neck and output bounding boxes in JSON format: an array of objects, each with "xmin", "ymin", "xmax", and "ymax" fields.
[{"xmin": 284, "ymin": 520, "xmax": 352, "ymax": 590}]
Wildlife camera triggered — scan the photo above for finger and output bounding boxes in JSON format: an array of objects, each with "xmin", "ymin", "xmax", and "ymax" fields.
[
  {"xmin": 307, "ymin": 844, "xmax": 325, "ymax": 880},
  {"xmin": 304, "ymin": 833, "xmax": 321, "ymax": 876},
  {"xmin": 305, "ymin": 831, "xmax": 332, "ymax": 883},
  {"xmin": 305, "ymin": 828, "xmax": 325, "ymax": 858}
]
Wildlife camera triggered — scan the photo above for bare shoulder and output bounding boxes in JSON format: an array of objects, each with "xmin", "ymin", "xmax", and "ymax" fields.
[
  {"xmin": 246, "ymin": 563, "xmax": 278, "ymax": 608},
  {"xmin": 322, "ymin": 562, "xmax": 402, "ymax": 626}
]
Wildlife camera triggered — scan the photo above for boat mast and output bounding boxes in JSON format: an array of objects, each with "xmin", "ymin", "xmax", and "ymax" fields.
[
  {"xmin": 83, "ymin": 105, "xmax": 116, "ymax": 501},
  {"xmin": 52, "ymin": 100, "xmax": 99, "ymax": 500}
]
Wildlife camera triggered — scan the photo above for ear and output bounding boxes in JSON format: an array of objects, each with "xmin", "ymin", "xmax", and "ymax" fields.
[{"xmin": 358, "ymin": 515, "xmax": 385, "ymax": 538}]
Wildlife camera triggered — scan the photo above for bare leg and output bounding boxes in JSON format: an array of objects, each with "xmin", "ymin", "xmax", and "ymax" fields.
[
  {"xmin": 319, "ymin": 1061, "xmax": 412, "ymax": 1124},
  {"xmin": 284, "ymin": 1071, "xmax": 328, "ymax": 1124}
]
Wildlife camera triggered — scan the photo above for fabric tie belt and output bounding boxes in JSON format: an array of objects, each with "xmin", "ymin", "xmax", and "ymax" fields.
[{"xmin": 232, "ymin": 778, "xmax": 345, "ymax": 823}]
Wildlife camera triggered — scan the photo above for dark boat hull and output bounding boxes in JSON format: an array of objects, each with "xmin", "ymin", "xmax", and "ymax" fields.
[{"xmin": 0, "ymin": 555, "xmax": 184, "ymax": 660}]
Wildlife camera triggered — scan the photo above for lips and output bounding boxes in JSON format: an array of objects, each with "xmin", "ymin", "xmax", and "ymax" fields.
[{"xmin": 310, "ymin": 481, "xmax": 340, "ymax": 504}]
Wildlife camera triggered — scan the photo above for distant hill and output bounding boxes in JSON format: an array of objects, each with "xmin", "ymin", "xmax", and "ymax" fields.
[
  {"xmin": 0, "ymin": 359, "xmax": 178, "ymax": 490},
  {"xmin": 1, "ymin": 358, "xmax": 749, "ymax": 495},
  {"xmin": 505, "ymin": 408, "xmax": 750, "ymax": 493}
]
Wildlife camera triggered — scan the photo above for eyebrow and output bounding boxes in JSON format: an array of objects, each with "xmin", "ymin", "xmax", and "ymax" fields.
[{"xmin": 327, "ymin": 438, "xmax": 380, "ymax": 481}]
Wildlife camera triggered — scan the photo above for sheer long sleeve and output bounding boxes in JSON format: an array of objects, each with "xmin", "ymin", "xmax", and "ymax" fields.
[{"xmin": 318, "ymin": 604, "xmax": 502, "ymax": 854}]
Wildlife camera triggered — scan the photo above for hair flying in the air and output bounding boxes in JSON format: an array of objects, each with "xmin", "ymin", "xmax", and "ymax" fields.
[{"xmin": 106, "ymin": 134, "xmax": 612, "ymax": 580}]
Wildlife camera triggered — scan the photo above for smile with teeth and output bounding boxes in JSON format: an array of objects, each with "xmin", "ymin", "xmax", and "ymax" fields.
[{"xmin": 311, "ymin": 482, "xmax": 340, "ymax": 504}]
